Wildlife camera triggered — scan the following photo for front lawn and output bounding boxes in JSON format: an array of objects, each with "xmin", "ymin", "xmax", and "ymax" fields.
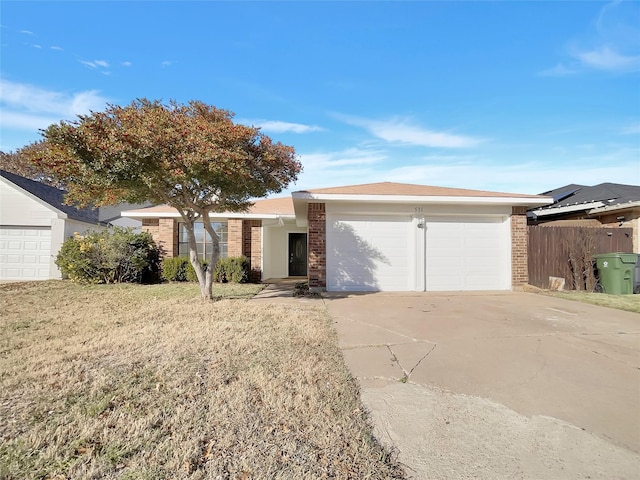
[
  {"xmin": 543, "ymin": 290, "xmax": 640, "ymax": 314},
  {"xmin": 0, "ymin": 281, "xmax": 404, "ymax": 479}
]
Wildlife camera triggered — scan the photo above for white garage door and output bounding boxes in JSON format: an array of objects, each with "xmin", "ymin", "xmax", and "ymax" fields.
[
  {"xmin": 425, "ymin": 217, "xmax": 509, "ymax": 291},
  {"xmin": 0, "ymin": 227, "xmax": 52, "ymax": 280},
  {"xmin": 327, "ymin": 215, "xmax": 412, "ymax": 291}
]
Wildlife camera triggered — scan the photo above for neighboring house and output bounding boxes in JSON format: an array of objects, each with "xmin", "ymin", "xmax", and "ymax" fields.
[
  {"xmin": 0, "ymin": 170, "xmax": 103, "ymax": 280},
  {"xmin": 99, "ymin": 203, "xmax": 150, "ymax": 231},
  {"xmin": 123, "ymin": 182, "xmax": 551, "ymax": 292},
  {"xmin": 0, "ymin": 170, "xmax": 145, "ymax": 281},
  {"xmin": 528, "ymin": 183, "xmax": 640, "ymax": 253}
]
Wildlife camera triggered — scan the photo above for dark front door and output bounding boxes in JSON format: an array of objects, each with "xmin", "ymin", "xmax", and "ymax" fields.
[{"xmin": 288, "ymin": 233, "xmax": 308, "ymax": 277}]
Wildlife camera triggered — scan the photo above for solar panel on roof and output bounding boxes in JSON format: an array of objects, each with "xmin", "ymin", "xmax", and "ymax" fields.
[{"xmin": 552, "ymin": 187, "xmax": 581, "ymax": 203}]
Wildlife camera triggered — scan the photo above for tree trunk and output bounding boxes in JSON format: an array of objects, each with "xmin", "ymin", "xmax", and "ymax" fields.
[
  {"xmin": 202, "ymin": 211, "xmax": 221, "ymax": 300},
  {"xmin": 178, "ymin": 211, "xmax": 221, "ymax": 301},
  {"xmin": 180, "ymin": 216, "xmax": 210, "ymax": 300}
]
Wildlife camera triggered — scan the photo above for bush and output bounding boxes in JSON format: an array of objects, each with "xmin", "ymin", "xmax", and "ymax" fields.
[
  {"xmin": 162, "ymin": 257, "xmax": 208, "ymax": 282},
  {"xmin": 213, "ymin": 256, "xmax": 249, "ymax": 283},
  {"xmin": 56, "ymin": 228, "xmax": 161, "ymax": 284},
  {"xmin": 186, "ymin": 259, "xmax": 209, "ymax": 282},
  {"xmin": 161, "ymin": 257, "xmax": 190, "ymax": 282},
  {"xmin": 162, "ymin": 256, "xmax": 247, "ymax": 283}
]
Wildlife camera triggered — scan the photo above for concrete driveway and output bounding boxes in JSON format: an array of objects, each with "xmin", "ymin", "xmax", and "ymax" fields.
[{"xmin": 326, "ymin": 292, "xmax": 640, "ymax": 479}]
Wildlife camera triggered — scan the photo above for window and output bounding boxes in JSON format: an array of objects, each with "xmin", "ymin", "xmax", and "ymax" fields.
[{"xmin": 178, "ymin": 222, "xmax": 228, "ymax": 260}]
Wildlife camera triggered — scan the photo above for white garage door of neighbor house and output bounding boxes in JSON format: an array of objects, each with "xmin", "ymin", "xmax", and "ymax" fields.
[
  {"xmin": 425, "ymin": 217, "xmax": 509, "ymax": 291},
  {"xmin": 0, "ymin": 226, "xmax": 52, "ymax": 280},
  {"xmin": 326, "ymin": 214, "xmax": 510, "ymax": 292},
  {"xmin": 327, "ymin": 215, "xmax": 413, "ymax": 291}
]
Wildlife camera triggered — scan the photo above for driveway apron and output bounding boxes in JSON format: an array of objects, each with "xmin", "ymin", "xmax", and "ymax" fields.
[{"xmin": 326, "ymin": 291, "xmax": 640, "ymax": 479}]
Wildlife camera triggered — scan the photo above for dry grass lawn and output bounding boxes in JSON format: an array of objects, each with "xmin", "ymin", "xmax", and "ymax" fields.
[
  {"xmin": 543, "ymin": 290, "xmax": 640, "ymax": 314},
  {"xmin": 0, "ymin": 281, "xmax": 404, "ymax": 479}
]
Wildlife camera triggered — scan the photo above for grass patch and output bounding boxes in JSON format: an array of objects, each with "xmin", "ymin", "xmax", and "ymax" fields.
[
  {"xmin": 543, "ymin": 290, "xmax": 640, "ymax": 314},
  {"xmin": 0, "ymin": 281, "xmax": 404, "ymax": 479}
]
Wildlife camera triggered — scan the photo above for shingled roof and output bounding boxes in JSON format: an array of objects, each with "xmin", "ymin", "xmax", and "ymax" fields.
[
  {"xmin": 528, "ymin": 182, "xmax": 640, "ymax": 220},
  {"xmin": 539, "ymin": 183, "xmax": 640, "ymax": 209},
  {"xmin": 0, "ymin": 170, "xmax": 101, "ymax": 224},
  {"xmin": 296, "ymin": 181, "xmax": 545, "ymax": 199}
]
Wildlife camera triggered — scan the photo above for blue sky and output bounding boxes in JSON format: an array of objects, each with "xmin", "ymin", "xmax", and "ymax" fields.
[{"xmin": 1, "ymin": 1, "xmax": 639, "ymax": 195}]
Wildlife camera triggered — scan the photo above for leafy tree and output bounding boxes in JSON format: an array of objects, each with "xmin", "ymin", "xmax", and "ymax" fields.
[
  {"xmin": 21, "ymin": 99, "xmax": 301, "ymax": 299},
  {"xmin": 0, "ymin": 148, "xmax": 65, "ymax": 188}
]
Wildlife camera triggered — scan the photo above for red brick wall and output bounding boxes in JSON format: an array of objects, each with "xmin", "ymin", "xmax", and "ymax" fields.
[
  {"xmin": 308, "ymin": 203, "xmax": 326, "ymax": 288},
  {"xmin": 511, "ymin": 207, "xmax": 528, "ymax": 287},
  {"xmin": 227, "ymin": 219, "xmax": 243, "ymax": 257},
  {"xmin": 243, "ymin": 220, "xmax": 262, "ymax": 282},
  {"xmin": 142, "ymin": 218, "xmax": 177, "ymax": 258}
]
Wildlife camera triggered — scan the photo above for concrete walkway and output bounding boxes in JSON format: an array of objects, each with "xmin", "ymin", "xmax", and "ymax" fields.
[
  {"xmin": 252, "ymin": 286, "xmax": 640, "ymax": 479},
  {"xmin": 250, "ymin": 279, "xmax": 325, "ymax": 306}
]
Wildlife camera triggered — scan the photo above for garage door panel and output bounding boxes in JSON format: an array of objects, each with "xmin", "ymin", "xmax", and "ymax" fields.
[
  {"xmin": 328, "ymin": 216, "xmax": 411, "ymax": 292},
  {"xmin": 0, "ymin": 227, "xmax": 52, "ymax": 280},
  {"xmin": 426, "ymin": 217, "xmax": 508, "ymax": 291}
]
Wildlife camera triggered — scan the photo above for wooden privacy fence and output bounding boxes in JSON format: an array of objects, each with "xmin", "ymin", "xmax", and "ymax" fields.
[{"xmin": 527, "ymin": 226, "xmax": 634, "ymax": 290}]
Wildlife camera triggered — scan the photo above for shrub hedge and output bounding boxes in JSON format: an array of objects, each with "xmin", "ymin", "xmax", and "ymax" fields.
[
  {"xmin": 162, "ymin": 256, "xmax": 248, "ymax": 283},
  {"xmin": 56, "ymin": 228, "xmax": 161, "ymax": 284}
]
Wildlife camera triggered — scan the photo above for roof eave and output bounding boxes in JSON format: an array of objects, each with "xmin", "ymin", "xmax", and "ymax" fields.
[
  {"xmin": 291, "ymin": 192, "xmax": 550, "ymax": 205},
  {"xmin": 531, "ymin": 201, "xmax": 605, "ymax": 218},
  {"xmin": 588, "ymin": 201, "xmax": 640, "ymax": 215},
  {"xmin": 291, "ymin": 192, "xmax": 552, "ymax": 225},
  {"xmin": 122, "ymin": 210, "xmax": 295, "ymax": 221}
]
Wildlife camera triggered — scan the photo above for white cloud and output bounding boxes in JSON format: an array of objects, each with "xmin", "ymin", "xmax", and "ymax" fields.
[
  {"xmin": 379, "ymin": 160, "xmax": 640, "ymax": 195},
  {"xmin": 621, "ymin": 123, "xmax": 640, "ymax": 135},
  {"xmin": 50, "ymin": 46, "xmax": 63, "ymax": 51},
  {"xmin": 33, "ymin": 44, "xmax": 42, "ymax": 49},
  {"xmin": 80, "ymin": 59, "xmax": 110, "ymax": 69},
  {"xmin": 287, "ymin": 142, "xmax": 640, "ymax": 196},
  {"xmin": 0, "ymin": 111, "xmax": 62, "ymax": 131},
  {"xmin": 161, "ymin": 61, "xmax": 172, "ymax": 67},
  {"xmin": 252, "ymin": 120, "xmax": 323, "ymax": 134},
  {"xmin": 571, "ymin": 45, "xmax": 640, "ymax": 71},
  {"xmin": 337, "ymin": 114, "xmax": 484, "ymax": 148},
  {"xmin": 122, "ymin": 61, "xmax": 132, "ymax": 67},
  {"xmin": 538, "ymin": 63, "xmax": 578, "ymax": 77},
  {"xmin": 302, "ymin": 148, "xmax": 386, "ymax": 168},
  {"xmin": 290, "ymin": 147, "xmax": 388, "ymax": 190},
  {"xmin": 0, "ymin": 79, "xmax": 109, "ymax": 137},
  {"xmin": 19, "ymin": 30, "xmax": 34, "ymax": 35},
  {"xmin": 545, "ymin": 2, "xmax": 640, "ymax": 75}
]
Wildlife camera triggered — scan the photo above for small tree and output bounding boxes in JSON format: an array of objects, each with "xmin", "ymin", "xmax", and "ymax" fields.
[{"xmin": 22, "ymin": 99, "xmax": 301, "ymax": 299}]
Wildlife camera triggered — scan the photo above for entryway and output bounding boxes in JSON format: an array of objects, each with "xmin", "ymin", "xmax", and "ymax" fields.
[{"xmin": 288, "ymin": 233, "xmax": 307, "ymax": 277}]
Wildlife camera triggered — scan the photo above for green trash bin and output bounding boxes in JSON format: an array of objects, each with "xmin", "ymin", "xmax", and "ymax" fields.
[{"xmin": 593, "ymin": 253, "xmax": 638, "ymax": 295}]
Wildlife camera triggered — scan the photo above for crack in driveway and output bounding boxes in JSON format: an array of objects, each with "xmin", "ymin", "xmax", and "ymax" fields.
[{"xmin": 388, "ymin": 343, "xmax": 438, "ymax": 380}]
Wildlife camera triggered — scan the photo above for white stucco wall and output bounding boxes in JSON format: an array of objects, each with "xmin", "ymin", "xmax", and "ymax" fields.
[
  {"xmin": 107, "ymin": 217, "xmax": 143, "ymax": 231},
  {"xmin": 0, "ymin": 178, "xmax": 56, "ymax": 227},
  {"xmin": 262, "ymin": 219, "xmax": 307, "ymax": 280}
]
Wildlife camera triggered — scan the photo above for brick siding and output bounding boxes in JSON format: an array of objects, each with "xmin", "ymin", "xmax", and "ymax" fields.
[
  {"xmin": 307, "ymin": 203, "xmax": 326, "ymax": 288},
  {"xmin": 511, "ymin": 206, "xmax": 528, "ymax": 286},
  {"xmin": 143, "ymin": 217, "xmax": 263, "ymax": 281},
  {"xmin": 227, "ymin": 219, "xmax": 243, "ymax": 257},
  {"xmin": 243, "ymin": 220, "xmax": 262, "ymax": 283},
  {"xmin": 142, "ymin": 218, "xmax": 177, "ymax": 257}
]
